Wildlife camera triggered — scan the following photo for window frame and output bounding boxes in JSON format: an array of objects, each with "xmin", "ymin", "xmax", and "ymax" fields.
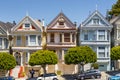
[{"xmin": 64, "ymin": 33, "xmax": 70, "ymax": 42}]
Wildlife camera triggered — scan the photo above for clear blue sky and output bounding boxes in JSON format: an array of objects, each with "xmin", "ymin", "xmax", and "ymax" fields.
[{"xmin": 0, "ymin": 0, "xmax": 117, "ymax": 25}]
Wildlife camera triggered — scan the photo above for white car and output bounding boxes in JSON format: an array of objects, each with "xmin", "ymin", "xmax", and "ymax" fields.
[{"xmin": 37, "ymin": 73, "xmax": 58, "ymax": 80}]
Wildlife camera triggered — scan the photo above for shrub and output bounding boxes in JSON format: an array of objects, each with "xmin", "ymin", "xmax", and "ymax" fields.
[
  {"xmin": 56, "ymin": 70, "xmax": 62, "ymax": 75},
  {"xmin": 91, "ymin": 63, "xmax": 99, "ymax": 69}
]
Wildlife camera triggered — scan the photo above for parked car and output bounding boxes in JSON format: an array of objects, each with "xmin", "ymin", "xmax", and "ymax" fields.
[
  {"xmin": 108, "ymin": 76, "xmax": 120, "ymax": 80},
  {"xmin": 37, "ymin": 73, "xmax": 58, "ymax": 80},
  {"xmin": 75, "ymin": 69, "xmax": 101, "ymax": 80},
  {"xmin": 108, "ymin": 73, "xmax": 120, "ymax": 80},
  {"xmin": 0, "ymin": 76, "xmax": 15, "ymax": 80}
]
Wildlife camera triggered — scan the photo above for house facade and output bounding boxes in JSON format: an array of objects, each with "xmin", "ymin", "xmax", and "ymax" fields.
[
  {"xmin": 0, "ymin": 22, "xmax": 14, "ymax": 52},
  {"xmin": 110, "ymin": 15, "xmax": 120, "ymax": 69},
  {"xmin": 9, "ymin": 16, "xmax": 44, "ymax": 77},
  {"xmin": 46, "ymin": 12, "xmax": 77, "ymax": 74},
  {"xmin": 79, "ymin": 10, "xmax": 112, "ymax": 71}
]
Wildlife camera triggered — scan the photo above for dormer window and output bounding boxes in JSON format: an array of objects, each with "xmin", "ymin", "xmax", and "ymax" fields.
[
  {"xmin": 93, "ymin": 19, "xmax": 99, "ymax": 24},
  {"xmin": 25, "ymin": 23, "xmax": 30, "ymax": 28}
]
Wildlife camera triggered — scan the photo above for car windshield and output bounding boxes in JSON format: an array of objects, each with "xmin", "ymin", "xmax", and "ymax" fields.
[
  {"xmin": 116, "ymin": 73, "xmax": 120, "ymax": 76},
  {"xmin": 41, "ymin": 73, "xmax": 57, "ymax": 77}
]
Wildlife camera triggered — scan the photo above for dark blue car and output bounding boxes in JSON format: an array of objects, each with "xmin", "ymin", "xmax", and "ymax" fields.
[{"xmin": 0, "ymin": 76, "xmax": 15, "ymax": 80}]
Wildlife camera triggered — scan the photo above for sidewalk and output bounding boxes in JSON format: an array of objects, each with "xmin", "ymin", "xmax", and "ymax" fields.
[{"xmin": 15, "ymin": 76, "xmax": 28, "ymax": 80}]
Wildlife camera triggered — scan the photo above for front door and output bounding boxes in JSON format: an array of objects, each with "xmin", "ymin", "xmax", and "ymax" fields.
[{"xmin": 15, "ymin": 52, "xmax": 21, "ymax": 65}]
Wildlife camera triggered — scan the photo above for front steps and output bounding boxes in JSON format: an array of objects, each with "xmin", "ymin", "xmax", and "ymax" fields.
[{"xmin": 10, "ymin": 66, "xmax": 24, "ymax": 78}]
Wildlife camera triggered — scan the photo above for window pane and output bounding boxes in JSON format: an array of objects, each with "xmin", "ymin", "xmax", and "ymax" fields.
[
  {"xmin": 4, "ymin": 38, "xmax": 8, "ymax": 49},
  {"xmin": 64, "ymin": 33, "xmax": 70, "ymax": 42},
  {"xmin": 30, "ymin": 35, "xmax": 36, "ymax": 45},
  {"xmin": 50, "ymin": 33, "xmax": 54, "ymax": 42},
  {"xmin": 17, "ymin": 36, "xmax": 21, "ymax": 46},
  {"xmin": 99, "ymin": 52, "xmax": 105, "ymax": 57},
  {"xmin": 25, "ymin": 23, "xmax": 30, "ymax": 28},
  {"xmin": 93, "ymin": 19, "xmax": 99, "ymax": 24},
  {"xmin": 60, "ymin": 34, "xmax": 62, "ymax": 42},
  {"xmin": 98, "ymin": 30, "xmax": 105, "ymax": 40},
  {"xmin": 84, "ymin": 34, "xmax": 88, "ymax": 40}
]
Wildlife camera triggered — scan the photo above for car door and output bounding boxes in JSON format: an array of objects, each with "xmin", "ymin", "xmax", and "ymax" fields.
[
  {"xmin": 44, "ymin": 74, "xmax": 51, "ymax": 80},
  {"xmin": 85, "ymin": 71, "xmax": 95, "ymax": 79}
]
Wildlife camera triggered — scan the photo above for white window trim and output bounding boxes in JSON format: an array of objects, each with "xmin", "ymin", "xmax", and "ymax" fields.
[{"xmin": 23, "ymin": 23, "xmax": 31, "ymax": 29}]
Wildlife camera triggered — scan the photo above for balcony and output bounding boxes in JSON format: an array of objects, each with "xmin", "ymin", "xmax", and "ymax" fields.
[
  {"xmin": 47, "ymin": 42, "xmax": 76, "ymax": 47},
  {"xmin": 97, "ymin": 57, "xmax": 110, "ymax": 63},
  {"xmin": 81, "ymin": 41, "xmax": 110, "ymax": 45}
]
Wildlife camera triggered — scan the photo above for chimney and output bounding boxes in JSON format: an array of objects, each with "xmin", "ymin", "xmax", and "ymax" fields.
[
  {"xmin": 74, "ymin": 21, "xmax": 77, "ymax": 26},
  {"xmin": 13, "ymin": 21, "xmax": 16, "ymax": 25},
  {"xmin": 38, "ymin": 19, "xmax": 41, "ymax": 22},
  {"xmin": 42, "ymin": 19, "xmax": 45, "ymax": 26}
]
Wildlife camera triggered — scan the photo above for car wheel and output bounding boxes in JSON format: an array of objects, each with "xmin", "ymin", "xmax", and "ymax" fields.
[
  {"xmin": 80, "ymin": 77, "xmax": 84, "ymax": 80},
  {"xmin": 91, "ymin": 76, "xmax": 95, "ymax": 79},
  {"xmin": 53, "ymin": 78, "xmax": 58, "ymax": 80},
  {"xmin": 96, "ymin": 75, "xmax": 100, "ymax": 79}
]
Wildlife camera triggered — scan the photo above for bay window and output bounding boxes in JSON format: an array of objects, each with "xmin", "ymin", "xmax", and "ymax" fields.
[
  {"xmin": 30, "ymin": 35, "xmax": 36, "ymax": 46},
  {"xmin": 98, "ymin": 30, "xmax": 105, "ymax": 40}
]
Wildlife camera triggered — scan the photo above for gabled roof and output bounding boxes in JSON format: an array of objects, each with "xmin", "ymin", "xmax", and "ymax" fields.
[
  {"xmin": 110, "ymin": 15, "xmax": 120, "ymax": 24},
  {"xmin": 0, "ymin": 21, "xmax": 14, "ymax": 35},
  {"xmin": 11, "ymin": 16, "xmax": 43, "ymax": 32},
  {"xmin": 47, "ymin": 12, "xmax": 76, "ymax": 29},
  {"xmin": 81, "ymin": 10, "xmax": 111, "ymax": 27}
]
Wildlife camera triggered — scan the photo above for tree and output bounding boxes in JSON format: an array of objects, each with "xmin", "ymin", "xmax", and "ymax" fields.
[
  {"xmin": 109, "ymin": 0, "xmax": 120, "ymax": 17},
  {"xmin": 111, "ymin": 46, "xmax": 120, "ymax": 69},
  {"xmin": 64, "ymin": 46, "xmax": 97, "ymax": 73},
  {"xmin": 0, "ymin": 52, "xmax": 16, "ymax": 75},
  {"xmin": 29, "ymin": 50, "xmax": 58, "ymax": 74}
]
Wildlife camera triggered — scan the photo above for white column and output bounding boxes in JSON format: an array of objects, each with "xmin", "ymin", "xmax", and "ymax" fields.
[
  {"xmin": 105, "ymin": 46, "xmax": 107, "ymax": 58},
  {"xmin": 70, "ymin": 33, "xmax": 72, "ymax": 43},
  {"xmin": 62, "ymin": 50, "xmax": 64, "ymax": 60},
  {"xmin": 105, "ymin": 30, "xmax": 107, "ymax": 40},
  {"xmin": 20, "ymin": 53, "xmax": 23, "ymax": 66},
  {"xmin": 28, "ymin": 35, "xmax": 30, "ymax": 46},
  {"xmin": 62, "ymin": 33, "xmax": 64, "ymax": 43},
  {"xmin": 36, "ymin": 35, "xmax": 38, "ymax": 46},
  {"xmin": 27, "ymin": 52, "xmax": 30, "ymax": 62},
  {"xmin": 2, "ymin": 38, "xmax": 4, "ymax": 49}
]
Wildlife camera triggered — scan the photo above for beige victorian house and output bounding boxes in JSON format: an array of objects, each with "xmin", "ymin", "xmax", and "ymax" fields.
[
  {"xmin": 46, "ymin": 12, "xmax": 77, "ymax": 74},
  {"xmin": 10, "ymin": 16, "xmax": 43, "ymax": 77}
]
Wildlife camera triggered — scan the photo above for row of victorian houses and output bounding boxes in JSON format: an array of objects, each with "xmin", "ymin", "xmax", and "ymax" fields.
[{"xmin": 0, "ymin": 10, "xmax": 120, "ymax": 77}]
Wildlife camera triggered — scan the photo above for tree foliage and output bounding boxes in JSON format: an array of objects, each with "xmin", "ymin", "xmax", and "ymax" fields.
[
  {"xmin": 0, "ymin": 52, "xmax": 16, "ymax": 70},
  {"xmin": 111, "ymin": 46, "xmax": 120, "ymax": 60},
  {"xmin": 29, "ymin": 50, "xmax": 58, "ymax": 74},
  {"xmin": 91, "ymin": 63, "xmax": 99, "ymax": 69},
  {"xmin": 109, "ymin": 0, "xmax": 120, "ymax": 17},
  {"xmin": 64, "ymin": 46, "xmax": 97, "ymax": 65}
]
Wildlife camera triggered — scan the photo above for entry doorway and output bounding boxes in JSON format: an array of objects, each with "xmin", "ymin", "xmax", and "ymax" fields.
[{"xmin": 14, "ymin": 52, "xmax": 21, "ymax": 65}]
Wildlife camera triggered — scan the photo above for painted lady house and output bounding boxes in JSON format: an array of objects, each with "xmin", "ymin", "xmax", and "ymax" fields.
[
  {"xmin": 79, "ymin": 10, "xmax": 112, "ymax": 71},
  {"xmin": 46, "ymin": 12, "xmax": 77, "ymax": 74},
  {"xmin": 10, "ymin": 15, "xmax": 44, "ymax": 78}
]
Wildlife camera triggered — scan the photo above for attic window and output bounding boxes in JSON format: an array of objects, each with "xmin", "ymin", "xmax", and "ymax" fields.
[
  {"xmin": 93, "ymin": 19, "xmax": 99, "ymax": 25},
  {"xmin": 25, "ymin": 23, "xmax": 30, "ymax": 28},
  {"xmin": 59, "ymin": 22, "xmax": 64, "ymax": 25}
]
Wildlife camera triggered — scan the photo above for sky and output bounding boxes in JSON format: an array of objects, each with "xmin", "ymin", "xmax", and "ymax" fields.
[{"xmin": 0, "ymin": 0, "xmax": 117, "ymax": 25}]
